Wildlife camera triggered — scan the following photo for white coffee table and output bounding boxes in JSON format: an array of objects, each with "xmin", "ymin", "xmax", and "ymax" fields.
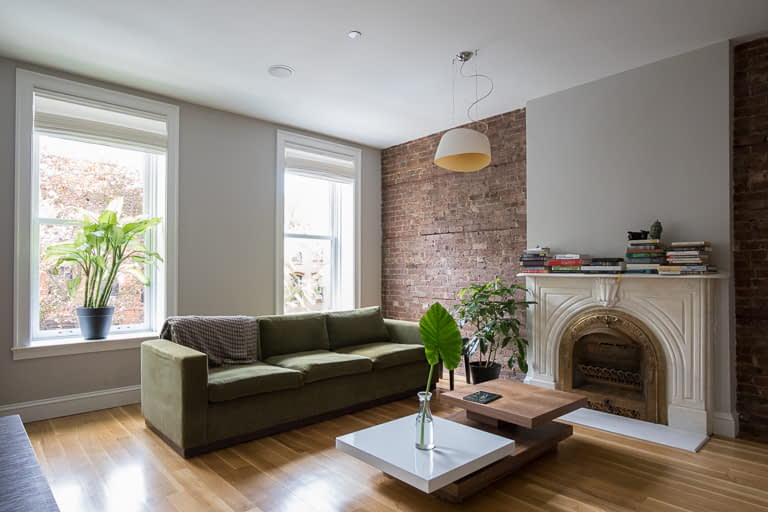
[{"xmin": 335, "ymin": 414, "xmax": 515, "ymax": 495}]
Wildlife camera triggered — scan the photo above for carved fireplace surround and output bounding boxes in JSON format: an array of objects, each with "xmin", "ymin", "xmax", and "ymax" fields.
[{"xmin": 521, "ymin": 273, "xmax": 732, "ymax": 436}]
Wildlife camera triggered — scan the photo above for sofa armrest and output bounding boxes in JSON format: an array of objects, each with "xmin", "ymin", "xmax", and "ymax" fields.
[
  {"xmin": 384, "ymin": 318, "xmax": 422, "ymax": 345},
  {"xmin": 141, "ymin": 339, "xmax": 208, "ymax": 453}
]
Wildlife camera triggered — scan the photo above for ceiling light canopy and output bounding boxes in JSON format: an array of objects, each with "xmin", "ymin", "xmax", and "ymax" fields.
[
  {"xmin": 434, "ymin": 50, "xmax": 495, "ymax": 172},
  {"xmin": 268, "ymin": 65, "xmax": 294, "ymax": 78},
  {"xmin": 348, "ymin": 30, "xmax": 362, "ymax": 39}
]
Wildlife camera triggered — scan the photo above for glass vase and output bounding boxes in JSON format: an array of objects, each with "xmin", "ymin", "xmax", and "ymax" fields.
[{"xmin": 415, "ymin": 391, "xmax": 435, "ymax": 450}]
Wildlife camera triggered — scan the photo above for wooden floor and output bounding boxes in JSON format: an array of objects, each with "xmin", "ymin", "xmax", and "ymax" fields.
[{"xmin": 25, "ymin": 383, "xmax": 768, "ymax": 512}]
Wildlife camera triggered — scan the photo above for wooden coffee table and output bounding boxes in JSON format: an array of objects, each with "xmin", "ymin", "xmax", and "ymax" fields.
[{"xmin": 437, "ymin": 379, "xmax": 587, "ymax": 502}]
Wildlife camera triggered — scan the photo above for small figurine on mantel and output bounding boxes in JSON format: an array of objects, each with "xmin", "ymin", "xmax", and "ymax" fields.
[{"xmin": 649, "ymin": 219, "xmax": 663, "ymax": 240}]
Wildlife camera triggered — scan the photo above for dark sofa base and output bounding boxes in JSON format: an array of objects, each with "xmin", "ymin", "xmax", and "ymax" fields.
[{"xmin": 147, "ymin": 386, "xmax": 427, "ymax": 458}]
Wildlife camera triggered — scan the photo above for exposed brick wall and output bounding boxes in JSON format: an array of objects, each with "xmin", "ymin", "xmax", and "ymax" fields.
[
  {"xmin": 381, "ymin": 110, "xmax": 527, "ymax": 379},
  {"xmin": 734, "ymin": 38, "xmax": 768, "ymax": 441}
]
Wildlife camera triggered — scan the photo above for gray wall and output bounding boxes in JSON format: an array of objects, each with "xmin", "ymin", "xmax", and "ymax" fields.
[
  {"xmin": 0, "ymin": 56, "xmax": 382, "ymax": 406},
  {"xmin": 526, "ymin": 42, "xmax": 735, "ymax": 424}
]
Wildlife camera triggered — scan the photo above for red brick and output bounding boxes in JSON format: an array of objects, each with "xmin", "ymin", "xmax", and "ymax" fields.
[{"xmin": 381, "ymin": 109, "xmax": 528, "ymax": 380}]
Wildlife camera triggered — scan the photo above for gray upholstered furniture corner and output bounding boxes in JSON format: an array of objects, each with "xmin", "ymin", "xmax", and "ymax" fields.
[{"xmin": 141, "ymin": 308, "xmax": 433, "ymax": 457}]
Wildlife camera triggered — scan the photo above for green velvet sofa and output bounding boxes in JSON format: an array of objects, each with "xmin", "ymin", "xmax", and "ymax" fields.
[{"xmin": 141, "ymin": 308, "xmax": 431, "ymax": 457}]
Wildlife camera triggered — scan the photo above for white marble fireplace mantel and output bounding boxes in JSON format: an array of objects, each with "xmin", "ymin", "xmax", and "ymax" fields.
[{"xmin": 519, "ymin": 272, "xmax": 734, "ymax": 436}]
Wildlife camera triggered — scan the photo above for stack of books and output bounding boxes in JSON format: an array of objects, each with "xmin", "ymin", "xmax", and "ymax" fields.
[
  {"xmin": 548, "ymin": 253, "xmax": 590, "ymax": 273},
  {"xmin": 659, "ymin": 242, "xmax": 717, "ymax": 275},
  {"xmin": 519, "ymin": 247, "xmax": 551, "ymax": 274},
  {"xmin": 625, "ymin": 239, "xmax": 665, "ymax": 274},
  {"xmin": 581, "ymin": 258, "xmax": 626, "ymax": 274}
]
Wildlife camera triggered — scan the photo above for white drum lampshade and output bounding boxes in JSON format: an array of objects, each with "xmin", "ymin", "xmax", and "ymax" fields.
[{"xmin": 434, "ymin": 127, "xmax": 491, "ymax": 172}]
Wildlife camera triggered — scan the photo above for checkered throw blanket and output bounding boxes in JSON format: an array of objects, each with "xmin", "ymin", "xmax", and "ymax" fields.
[{"xmin": 160, "ymin": 316, "xmax": 259, "ymax": 367}]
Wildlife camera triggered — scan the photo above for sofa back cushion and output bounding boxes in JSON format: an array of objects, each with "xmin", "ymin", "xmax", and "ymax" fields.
[
  {"xmin": 326, "ymin": 306, "xmax": 390, "ymax": 350},
  {"xmin": 258, "ymin": 313, "xmax": 330, "ymax": 359}
]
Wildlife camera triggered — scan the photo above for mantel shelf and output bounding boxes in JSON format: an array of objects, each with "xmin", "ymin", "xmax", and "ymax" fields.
[{"xmin": 517, "ymin": 273, "xmax": 729, "ymax": 280}]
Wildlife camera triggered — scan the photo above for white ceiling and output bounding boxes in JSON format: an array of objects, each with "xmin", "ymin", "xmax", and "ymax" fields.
[{"xmin": 1, "ymin": 1, "xmax": 767, "ymax": 149}]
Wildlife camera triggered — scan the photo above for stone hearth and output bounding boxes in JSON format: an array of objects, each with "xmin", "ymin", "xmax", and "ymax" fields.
[{"xmin": 521, "ymin": 273, "xmax": 732, "ymax": 436}]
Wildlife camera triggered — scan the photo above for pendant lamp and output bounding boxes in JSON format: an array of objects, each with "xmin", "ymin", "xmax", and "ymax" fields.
[{"xmin": 434, "ymin": 50, "xmax": 494, "ymax": 172}]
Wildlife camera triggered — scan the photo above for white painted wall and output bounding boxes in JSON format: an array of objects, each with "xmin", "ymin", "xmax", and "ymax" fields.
[
  {"xmin": 526, "ymin": 41, "xmax": 736, "ymax": 436},
  {"xmin": 0, "ymin": 56, "xmax": 382, "ymax": 408}
]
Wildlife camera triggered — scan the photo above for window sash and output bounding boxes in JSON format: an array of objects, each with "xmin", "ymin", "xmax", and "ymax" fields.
[
  {"xmin": 275, "ymin": 130, "xmax": 361, "ymax": 315},
  {"xmin": 283, "ymin": 173, "xmax": 348, "ymax": 312},
  {"xmin": 30, "ymin": 131, "xmax": 159, "ymax": 340}
]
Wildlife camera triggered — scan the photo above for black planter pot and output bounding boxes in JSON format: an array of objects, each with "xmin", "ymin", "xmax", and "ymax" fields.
[
  {"xmin": 469, "ymin": 361, "xmax": 502, "ymax": 384},
  {"xmin": 76, "ymin": 306, "xmax": 115, "ymax": 340}
]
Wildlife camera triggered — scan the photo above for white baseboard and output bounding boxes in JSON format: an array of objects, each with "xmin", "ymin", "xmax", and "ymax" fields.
[
  {"xmin": 0, "ymin": 385, "xmax": 141, "ymax": 423},
  {"xmin": 711, "ymin": 410, "xmax": 738, "ymax": 438}
]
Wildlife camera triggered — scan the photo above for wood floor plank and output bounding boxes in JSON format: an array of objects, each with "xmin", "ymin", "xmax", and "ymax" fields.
[{"xmin": 24, "ymin": 382, "xmax": 768, "ymax": 512}]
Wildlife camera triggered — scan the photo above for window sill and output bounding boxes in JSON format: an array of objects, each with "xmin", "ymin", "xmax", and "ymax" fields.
[{"xmin": 11, "ymin": 331, "xmax": 159, "ymax": 360}]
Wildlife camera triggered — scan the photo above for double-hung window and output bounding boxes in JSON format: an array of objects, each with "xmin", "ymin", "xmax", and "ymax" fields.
[
  {"xmin": 276, "ymin": 131, "xmax": 361, "ymax": 314},
  {"xmin": 14, "ymin": 70, "xmax": 178, "ymax": 355}
]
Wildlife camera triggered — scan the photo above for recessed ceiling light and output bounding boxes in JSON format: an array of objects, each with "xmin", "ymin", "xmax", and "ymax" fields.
[
  {"xmin": 267, "ymin": 65, "xmax": 294, "ymax": 78},
  {"xmin": 347, "ymin": 30, "xmax": 362, "ymax": 39}
]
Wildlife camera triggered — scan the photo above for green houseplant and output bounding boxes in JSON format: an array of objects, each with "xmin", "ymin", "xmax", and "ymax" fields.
[
  {"xmin": 453, "ymin": 278, "xmax": 535, "ymax": 383},
  {"xmin": 416, "ymin": 302, "xmax": 462, "ymax": 450},
  {"xmin": 45, "ymin": 198, "xmax": 163, "ymax": 339}
]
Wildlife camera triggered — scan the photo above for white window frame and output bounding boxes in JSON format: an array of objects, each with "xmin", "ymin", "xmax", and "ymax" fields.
[
  {"xmin": 13, "ymin": 69, "xmax": 179, "ymax": 359},
  {"xmin": 275, "ymin": 130, "xmax": 361, "ymax": 314}
]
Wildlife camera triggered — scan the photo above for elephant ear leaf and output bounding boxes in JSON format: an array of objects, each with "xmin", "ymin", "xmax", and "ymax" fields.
[{"xmin": 419, "ymin": 302, "xmax": 462, "ymax": 371}]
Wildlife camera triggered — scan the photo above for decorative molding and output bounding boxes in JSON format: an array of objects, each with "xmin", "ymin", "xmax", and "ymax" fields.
[
  {"xmin": 0, "ymin": 385, "xmax": 140, "ymax": 423},
  {"xmin": 593, "ymin": 277, "xmax": 621, "ymax": 307},
  {"xmin": 523, "ymin": 274, "xmax": 726, "ymax": 436}
]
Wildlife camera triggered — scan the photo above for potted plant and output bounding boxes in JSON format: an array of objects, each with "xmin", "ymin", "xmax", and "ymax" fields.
[
  {"xmin": 45, "ymin": 198, "xmax": 163, "ymax": 340},
  {"xmin": 416, "ymin": 302, "xmax": 462, "ymax": 450},
  {"xmin": 453, "ymin": 278, "xmax": 535, "ymax": 383}
]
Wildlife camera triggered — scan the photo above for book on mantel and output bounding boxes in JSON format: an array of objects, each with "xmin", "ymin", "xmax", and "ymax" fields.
[
  {"xmin": 626, "ymin": 239, "xmax": 664, "ymax": 273},
  {"xmin": 549, "ymin": 256, "xmax": 589, "ymax": 272},
  {"xmin": 581, "ymin": 264, "xmax": 626, "ymax": 273},
  {"xmin": 519, "ymin": 247, "xmax": 551, "ymax": 274},
  {"xmin": 664, "ymin": 241, "xmax": 715, "ymax": 270},
  {"xmin": 550, "ymin": 266, "xmax": 582, "ymax": 273},
  {"xmin": 552, "ymin": 253, "xmax": 584, "ymax": 260},
  {"xmin": 658, "ymin": 265, "xmax": 718, "ymax": 275}
]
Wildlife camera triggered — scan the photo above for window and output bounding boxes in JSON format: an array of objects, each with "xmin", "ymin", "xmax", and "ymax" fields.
[
  {"xmin": 14, "ymin": 70, "xmax": 178, "ymax": 351},
  {"xmin": 276, "ymin": 131, "xmax": 361, "ymax": 314}
]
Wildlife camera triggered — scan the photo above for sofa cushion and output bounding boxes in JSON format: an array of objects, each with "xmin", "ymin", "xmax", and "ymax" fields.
[
  {"xmin": 258, "ymin": 313, "xmax": 330, "ymax": 359},
  {"xmin": 335, "ymin": 342, "xmax": 426, "ymax": 369},
  {"xmin": 207, "ymin": 362, "xmax": 303, "ymax": 402},
  {"xmin": 265, "ymin": 350, "xmax": 373, "ymax": 384},
  {"xmin": 326, "ymin": 306, "xmax": 390, "ymax": 350}
]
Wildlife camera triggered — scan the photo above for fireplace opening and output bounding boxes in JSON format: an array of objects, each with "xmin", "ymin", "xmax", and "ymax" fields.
[{"xmin": 558, "ymin": 310, "xmax": 666, "ymax": 424}]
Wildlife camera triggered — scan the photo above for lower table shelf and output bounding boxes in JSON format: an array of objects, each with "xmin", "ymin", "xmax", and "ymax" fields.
[{"xmin": 433, "ymin": 412, "xmax": 573, "ymax": 502}]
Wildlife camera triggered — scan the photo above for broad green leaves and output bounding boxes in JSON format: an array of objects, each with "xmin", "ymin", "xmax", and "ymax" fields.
[
  {"xmin": 419, "ymin": 302, "xmax": 462, "ymax": 370},
  {"xmin": 44, "ymin": 197, "xmax": 163, "ymax": 308},
  {"xmin": 453, "ymin": 277, "xmax": 535, "ymax": 374}
]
